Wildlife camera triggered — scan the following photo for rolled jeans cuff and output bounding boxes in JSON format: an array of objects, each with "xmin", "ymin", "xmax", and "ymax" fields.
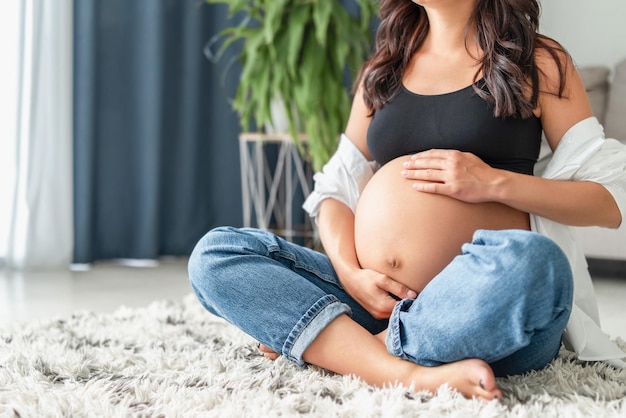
[
  {"xmin": 283, "ymin": 295, "xmax": 352, "ymax": 367},
  {"xmin": 386, "ymin": 298, "xmax": 414, "ymax": 360}
]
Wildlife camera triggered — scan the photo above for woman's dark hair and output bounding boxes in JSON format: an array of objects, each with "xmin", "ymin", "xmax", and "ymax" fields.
[{"xmin": 357, "ymin": 0, "xmax": 568, "ymax": 119}]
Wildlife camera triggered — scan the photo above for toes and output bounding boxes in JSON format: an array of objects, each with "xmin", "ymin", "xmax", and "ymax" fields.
[
  {"xmin": 258, "ymin": 343, "xmax": 280, "ymax": 361},
  {"xmin": 464, "ymin": 360, "xmax": 501, "ymax": 401},
  {"xmin": 475, "ymin": 372, "xmax": 501, "ymax": 401},
  {"xmin": 474, "ymin": 387, "xmax": 502, "ymax": 402}
]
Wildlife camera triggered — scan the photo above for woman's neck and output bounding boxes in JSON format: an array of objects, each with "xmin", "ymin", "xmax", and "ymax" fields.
[
  {"xmin": 402, "ymin": 2, "xmax": 482, "ymax": 94},
  {"xmin": 420, "ymin": 3, "xmax": 479, "ymax": 58}
]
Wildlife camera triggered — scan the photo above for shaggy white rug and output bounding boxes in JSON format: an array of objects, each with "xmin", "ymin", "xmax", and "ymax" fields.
[{"xmin": 1, "ymin": 294, "xmax": 625, "ymax": 417}]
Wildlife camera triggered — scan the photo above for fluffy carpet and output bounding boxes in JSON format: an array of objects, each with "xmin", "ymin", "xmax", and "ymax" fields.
[{"xmin": 1, "ymin": 294, "xmax": 625, "ymax": 417}]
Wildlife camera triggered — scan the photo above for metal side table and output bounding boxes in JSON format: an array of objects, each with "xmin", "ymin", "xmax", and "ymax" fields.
[{"xmin": 239, "ymin": 132, "xmax": 319, "ymax": 248}]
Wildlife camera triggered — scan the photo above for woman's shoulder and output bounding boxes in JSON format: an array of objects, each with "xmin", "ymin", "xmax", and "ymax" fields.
[
  {"xmin": 533, "ymin": 35, "xmax": 572, "ymax": 95},
  {"xmin": 533, "ymin": 35, "xmax": 594, "ymax": 147}
]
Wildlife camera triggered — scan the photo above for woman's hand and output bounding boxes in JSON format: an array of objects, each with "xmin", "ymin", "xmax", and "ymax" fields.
[
  {"xmin": 341, "ymin": 267, "xmax": 418, "ymax": 320},
  {"xmin": 256, "ymin": 268, "xmax": 415, "ymax": 359},
  {"xmin": 316, "ymin": 199, "xmax": 417, "ymax": 320},
  {"xmin": 401, "ymin": 149, "xmax": 501, "ymax": 203}
]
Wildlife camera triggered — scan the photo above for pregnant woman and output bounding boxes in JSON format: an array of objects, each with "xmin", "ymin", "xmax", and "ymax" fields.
[{"xmin": 188, "ymin": 0, "xmax": 626, "ymax": 401}]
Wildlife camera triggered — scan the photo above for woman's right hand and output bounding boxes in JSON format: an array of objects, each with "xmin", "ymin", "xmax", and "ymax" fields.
[
  {"xmin": 341, "ymin": 267, "xmax": 418, "ymax": 320},
  {"xmin": 316, "ymin": 199, "xmax": 418, "ymax": 320}
]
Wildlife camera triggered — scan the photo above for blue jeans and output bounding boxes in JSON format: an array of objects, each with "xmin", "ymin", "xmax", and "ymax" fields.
[{"xmin": 188, "ymin": 227, "xmax": 573, "ymax": 377}]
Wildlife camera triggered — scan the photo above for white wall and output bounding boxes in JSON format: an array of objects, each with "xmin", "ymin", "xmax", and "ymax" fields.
[{"xmin": 540, "ymin": 0, "xmax": 626, "ymax": 69}]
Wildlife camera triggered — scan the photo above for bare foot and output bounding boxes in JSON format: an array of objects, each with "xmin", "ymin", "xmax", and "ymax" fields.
[
  {"xmin": 258, "ymin": 343, "xmax": 280, "ymax": 360},
  {"xmin": 374, "ymin": 330, "xmax": 498, "ymax": 400},
  {"xmin": 406, "ymin": 358, "xmax": 501, "ymax": 401},
  {"xmin": 261, "ymin": 327, "xmax": 499, "ymax": 401}
]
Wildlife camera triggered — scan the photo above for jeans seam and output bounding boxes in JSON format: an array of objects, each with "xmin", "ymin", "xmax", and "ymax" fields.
[{"xmin": 276, "ymin": 249, "xmax": 340, "ymax": 288}]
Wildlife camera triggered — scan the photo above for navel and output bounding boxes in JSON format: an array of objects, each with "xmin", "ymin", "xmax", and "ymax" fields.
[{"xmin": 388, "ymin": 258, "xmax": 401, "ymax": 270}]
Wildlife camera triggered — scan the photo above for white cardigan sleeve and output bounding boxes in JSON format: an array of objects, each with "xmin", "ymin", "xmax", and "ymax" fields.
[
  {"xmin": 532, "ymin": 116, "xmax": 626, "ymax": 366},
  {"xmin": 540, "ymin": 117, "xmax": 626, "ymax": 224},
  {"xmin": 302, "ymin": 134, "xmax": 378, "ymax": 221}
]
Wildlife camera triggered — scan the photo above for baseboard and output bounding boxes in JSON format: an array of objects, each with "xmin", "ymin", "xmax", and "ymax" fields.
[{"xmin": 586, "ymin": 257, "xmax": 626, "ymax": 278}]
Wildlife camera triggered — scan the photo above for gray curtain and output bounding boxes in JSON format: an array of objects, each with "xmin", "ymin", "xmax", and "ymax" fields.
[{"xmin": 73, "ymin": 0, "xmax": 242, "ymax": 264}]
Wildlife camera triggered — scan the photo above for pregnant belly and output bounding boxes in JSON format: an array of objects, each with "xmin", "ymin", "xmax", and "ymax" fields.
[{"xmin": 354, "ymin": 155, "xmax": 530, "ymax": 293}]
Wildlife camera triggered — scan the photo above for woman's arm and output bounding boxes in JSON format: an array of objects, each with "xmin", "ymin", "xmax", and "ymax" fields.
[
  {"xmin": 403, "ymin": 49, "xmax": 622, "ymax": 228},
  {"xmin": 314, "ymin": 87, "xmax": 418, "ymax": 319},
  {"xmin": 497, "ymin": 46, "xmax": 620, "ymax": 227},
  {"xmin": 494, "ymin": 169, "xmax": 621, "ymax": 228},
  {"xmin": 318, "ymin": 199, "xmax": 417, "ymax": 319}
]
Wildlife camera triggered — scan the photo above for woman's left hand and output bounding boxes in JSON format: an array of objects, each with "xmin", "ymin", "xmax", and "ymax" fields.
[{"xmin": 401, "ymin": 149, "xmax": 500, "ymax": 203}]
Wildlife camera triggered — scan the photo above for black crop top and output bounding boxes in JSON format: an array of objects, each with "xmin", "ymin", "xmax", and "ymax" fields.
[{"xmin": 367, "ymin": 82, "xmax": 543, "ymax": 175}]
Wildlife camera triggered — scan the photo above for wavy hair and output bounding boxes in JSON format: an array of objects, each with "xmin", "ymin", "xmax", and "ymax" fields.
[{"xmin": 357, "ymin": 0, "xmax": 568, "ymax": 119}]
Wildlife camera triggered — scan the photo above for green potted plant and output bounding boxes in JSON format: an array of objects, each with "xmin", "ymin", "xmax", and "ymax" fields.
[{"xmin": 205, "ymin": 0, "xmax": 377, "ymax": 171}]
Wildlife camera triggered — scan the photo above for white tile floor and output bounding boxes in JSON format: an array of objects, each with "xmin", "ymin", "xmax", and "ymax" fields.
[
  {"xmin": 1, "ymin": 258, "xmax": 625, "ymax": 342},
  {"xmin": 0, "ymin": 258, "xmax": 193, "ymax": 326}
]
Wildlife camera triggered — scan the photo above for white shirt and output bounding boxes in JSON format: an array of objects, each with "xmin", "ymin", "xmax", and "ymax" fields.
[{"xmin": 303, "ymin": 116, "xmax": 626, "ymax": 367}]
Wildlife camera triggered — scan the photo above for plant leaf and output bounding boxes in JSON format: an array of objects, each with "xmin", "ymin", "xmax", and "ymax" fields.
[
  {"xmin": 264, "ymin": 0, "xmax": 289, "ymax": 43},
  {"xmin": 285, "ymin": 5, "xmax": 310, "ymax": 76},
  {"xmin": 204, "ymin": 0, "xmax": 251, "ymax": 16},
  {"xmin": 312, "ymin": 0, "xmax": 332, "ymax": 47},
  {"xmin": 206, "ymin": 0, "xmax": 377, "ymax": 171}
]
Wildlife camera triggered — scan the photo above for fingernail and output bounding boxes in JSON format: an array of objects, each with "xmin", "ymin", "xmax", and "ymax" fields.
[
  {"xmin": 403, "ymin": 161, "xmax": 410, "ymax": 167},
  {"xmin": 401, "ymin": 170, "xmax": 408, "ymax": 176},
  {"xmin": 407, "ymin": 290, "xmax": 417, "ymax": 298}
]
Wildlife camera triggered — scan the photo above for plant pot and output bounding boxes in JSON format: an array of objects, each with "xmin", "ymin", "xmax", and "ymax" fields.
[{"xmin": 265, "ymin": 98, "xmax": 300, "ymax": 134}]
